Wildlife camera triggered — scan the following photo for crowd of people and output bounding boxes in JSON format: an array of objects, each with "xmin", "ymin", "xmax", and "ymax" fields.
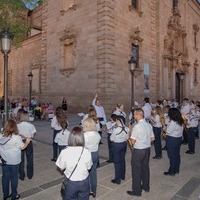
[
  {"xmin": 0, "ymin": 94, "xmax": 200, "ymax": 200},
  {"xmin": 0, "ymin": 96, "xmax": 55, "ymax": 120}
]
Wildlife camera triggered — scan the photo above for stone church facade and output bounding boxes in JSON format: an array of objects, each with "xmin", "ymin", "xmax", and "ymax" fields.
[{"xmin": 0, "ymin": 0, "xmax": 200, "ymax": 113}]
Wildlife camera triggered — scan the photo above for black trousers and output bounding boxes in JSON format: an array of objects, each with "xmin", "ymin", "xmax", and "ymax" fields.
[{"xmin": 131, "ymin": 148, "xmax": 150, "ymax": 195}]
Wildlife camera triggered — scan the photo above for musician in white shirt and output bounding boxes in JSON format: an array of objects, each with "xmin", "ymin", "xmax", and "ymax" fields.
[
  {"xmin": 164, "ymin": 108, "xmax": 183, "ymax": 176},
  {"xmin": 142, "ymin": 97, "xmax": 152, "ymax": 121},
  {"xmin": 83, "ymin": 118, "xmax": 101, "ymax": 198},
  {"xmin": 17, "ymin": 110, "xmax": 36, "ymax": 180},
  {"xmin": 56, "ymin": 127, "xmax": 93, "ymax": 200},
  {"xmin": 110, "ymin": 115, "xmax": 129, "ymax": 185},
  {"xmin": 127, "ymin": 108, "xmax": 154, "ymax": 197}
]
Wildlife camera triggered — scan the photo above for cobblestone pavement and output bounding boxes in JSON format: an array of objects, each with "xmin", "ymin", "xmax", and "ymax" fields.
[{"xmin": 0, "ymin": 114, "xmax": 200, "ymax": 200}]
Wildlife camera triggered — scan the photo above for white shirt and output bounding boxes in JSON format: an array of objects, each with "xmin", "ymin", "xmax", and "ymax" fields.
[
  {"xmin": 186, "ymin": 111, "xmax": 199, "ymax": 128},
  {"xmin": 110, "ymin": 126, "xmax": 129, "ymax": 143},
  {"xmin": 181, "ymin": 103, "xmax": 191, "ymax": 115},
  {"xmin": 54, "ymin": 129, "xmax": 70, "ymax": 146},
  {"xmin": 17, "ymin": 121, "xmax": 37, "ymax": 138},
  {"xmin": 92, "ymin": 98, "xmax": 107, "ymax": 124},
  {"xmin": 164, "ymin": 113, "xmax": 170, "ymax": 125},
  {"xmin": 106, "ymin": 121, "xmax": 116, "ymax": 134},
  {"xmin": 113, "ymin": 109, "xmax": 126, "ymax": 118},
  {"xmin": 151, "ymin": 114, "xmax": 162, "ymax": 128},
  {"xmin": 142, "ymin": 103, "xmax": 152, "ymax": 119},
  {"xmin": 51, "ymin": 116, "xmax": 62, "ymax": 130},
  {"xmin": 166, "ymin": 120, "xmax": 183, "ymax": 138},
  {"xmin": 131, "ymin": 119, "xmax": 154, "ymax": 149},
  {"xmin": 84, "ymin": 131, "xmax": 101, "ymax": 152},
  {"xmin": 56, "ymin": 147, "xmax": 92, "ymax": 181},
  {"xmin": 0, "ymin": 135, "xmax": 24, "ymax": 165}
]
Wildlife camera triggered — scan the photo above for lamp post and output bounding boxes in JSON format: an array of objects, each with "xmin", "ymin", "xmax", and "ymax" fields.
[
  {"xmin": 128, "ymin": 56, "xmax": 137, "ymax": 110},
  {"xmin": 28, "ymin": 72, "xmax": 33, "ymax": 110},
  {"xmin": 0, "ymin": 28, "xmax": 13, "ymax": 122},
  {"xmin": 178, "ymin": 71, "xmax": 185, "ymax": 104}
]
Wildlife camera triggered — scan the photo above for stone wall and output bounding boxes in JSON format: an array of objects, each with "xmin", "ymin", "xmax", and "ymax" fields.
[{"xmin": 0, "ymin": 0, "xmax": 200, "ymax": 114}]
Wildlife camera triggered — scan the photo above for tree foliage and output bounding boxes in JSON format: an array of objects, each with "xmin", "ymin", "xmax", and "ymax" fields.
[{"xmin": 0, "ymin": 0, "xmax": 43, "ymax": 46}]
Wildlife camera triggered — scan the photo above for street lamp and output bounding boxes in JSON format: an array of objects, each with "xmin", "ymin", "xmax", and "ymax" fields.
[
  {"xmin": 178, "ymin": 71, "xmax": 185, "ymax": 103},
  {"xmin": 0, "ymin": 28, "xmax": 13, "ymax": 121},
  {"xmin": 128, "ymin": 56, "xmax": 137, "ymax": 110},
  {"xmin": 28, "ymin": 72, "xmax": 33, "ymax": 110}
]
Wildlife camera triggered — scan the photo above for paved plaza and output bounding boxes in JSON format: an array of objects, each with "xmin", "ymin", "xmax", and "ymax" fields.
[{"xmin": 0, "ymin": 114, "xmax": 200, "ymax": 200}]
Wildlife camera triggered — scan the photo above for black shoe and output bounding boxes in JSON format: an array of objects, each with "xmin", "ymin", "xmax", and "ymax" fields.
[
  {"xmin": 51, "ymin": 158, "xmax": 57, "ymax": 162},
  {"xmin": 141, "ymin": 186, "xmax": 150, "ymax": 192},
  {"xmin": 185, "ymin": 150, "xmax": 195, "ymax": 154},
  {"xmin": 106, "ymin": 160, "xmax": 113, "ymax": 163},
  {"xmin": 11, "ymin": 194, "xmax": 20, "ymax": 200},
  {"xmin": 19, "ymin": 176, "xmax": 25, "ymax": 181},
  {"xmin": 152, "ymin": 156, "xmax": 162, "ymax": 159},
  {"xmin": 162, "ymin": 146, "xmax": 167, "ymax": 150},
  {"xmin": 127, "ymin": 191, "xmax": 141, "ymax": 196},
  {"xmin": 99, "ymin": 141, "xmax": 103, "ymax": 144},
  {"xmin": 181, "ymin": 141, "xmax": 187, "ymax": 145},
  {"xmin": 164, "ymin": 172, "xmax": 175, "ymax": 176},
  {"xmin": 111, "ymin": 179, "xmax": 120, "ymax": 184},
  {"xmin": 3, "ymin": 194, "xmax": 12, "ymax": 200},
  {"xmin": 90, "ymin": 192, "xmax": 96, "ymax": 198},
  {"xmin": 121, "ymin": 177, "xmax": 125, "ymax": 180}
]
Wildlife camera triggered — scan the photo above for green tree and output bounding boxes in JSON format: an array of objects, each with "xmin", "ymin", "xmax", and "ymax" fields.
[{"xmin": 0, "ymin": 0, "xmax": 43, "ymax": 46}]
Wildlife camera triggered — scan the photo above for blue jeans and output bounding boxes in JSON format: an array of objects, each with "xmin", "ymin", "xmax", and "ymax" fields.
[
  {"xmin": 153, "ymin": 127, "xmax": 162, "ymax": 157},
  {"xmin": 52, "ymin": 129, "xmax": 61, "ymax": 159},
  {"xmin": 166, "ymin": 136, "xmax": 182, "ymax": 174},
  {"xmin": 2, "ymin": 164, "xmax": 19, "ymax": 199},
  {"xmin": 107, "ymin": 133, "xmax": 113, "ymax": 161},
  {"xmin": 187, "ymin": 127, "xmax": 195, "ymax": 152},
  {"xmin": 19, "ymin": 141, "xmax": 33, "ymax": 179},
  {"xmin": 65, "ymin": 177, "xmax": 90, "ymax": 200},
  {"xmin": 89, "ymin": 151, "xmax": 99, "ymax": 194},
  {"xmin": 112, "ymin": 141, "xmax": 127, "ymax": 183},
  {"xmin": 58, "ymin": 145, "xmax": 67, "ymax": 154}
]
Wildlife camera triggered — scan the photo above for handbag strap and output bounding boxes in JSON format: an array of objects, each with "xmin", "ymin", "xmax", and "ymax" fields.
[{"xmin": 68, "ymin": 147, "xmax": 84, "ymax": 180}]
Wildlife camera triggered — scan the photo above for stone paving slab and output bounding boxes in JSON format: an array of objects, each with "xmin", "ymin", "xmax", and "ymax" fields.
[{"xmin": 0, "ymin": 115, "xmax": 200, "ymax": 200}]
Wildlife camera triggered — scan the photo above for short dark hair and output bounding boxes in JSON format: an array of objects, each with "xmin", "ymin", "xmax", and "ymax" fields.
[
  {"xmin": 134, "ymin": 108, "xmax": 144, "ymax": 118},
  {"xmin": 68, "ymin": 127, "xmax": 85, "ymax": 147},
  {"xmin": 144, "ymin": 97, "xmax": 150, "ymax": 103}
]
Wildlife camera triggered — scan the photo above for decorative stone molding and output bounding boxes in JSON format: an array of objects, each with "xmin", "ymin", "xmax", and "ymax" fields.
[
  {"xmin": 130, "ymin": 27, "xmax": 143, "ymax": 45},
  {"xmin": 59, "ymin": 68, "xmax": 75, "ymax": 78},
  {"xmin": 60, "ymin": 0, "xmax": 77, "ymax": 15},
  {"xmin": 163, "ymin": 8, "xmax": 190, "ymax": 70},
  {"xmin": 59, "ymin": 28, "xmax": 76, "ymax": 78}
]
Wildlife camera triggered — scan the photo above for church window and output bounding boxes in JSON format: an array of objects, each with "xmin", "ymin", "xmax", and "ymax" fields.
[
  {"xmin": 193, "ymin": 24, "xmax": 199, "ymax": 51},
  {"xmin": 173, "ymin": 0, "xmax": 178, "ymax": 9},
  {"xmin": 129, "ymin": 0, "xmax": 142, "ymax": 16}
]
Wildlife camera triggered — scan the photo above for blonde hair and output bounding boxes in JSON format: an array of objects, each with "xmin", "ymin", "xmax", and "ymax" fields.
[
  {"xmin": 83, "ymin": 118, "xmax": 97, "ymax": 132},
  {"xmin": 154, "ymin": 106, "xmax": 165, "ymax": 127}
]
